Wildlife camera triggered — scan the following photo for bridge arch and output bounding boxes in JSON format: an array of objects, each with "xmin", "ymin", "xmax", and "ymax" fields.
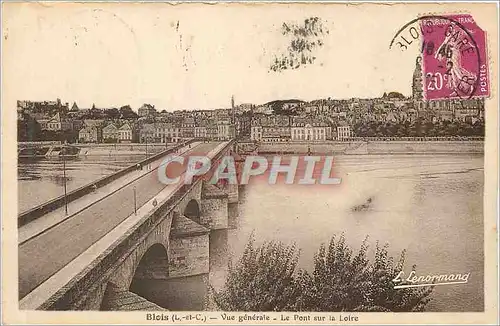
[
  {"xmin": 130, "ymin": 243, "xmax": 169, "ymax": 282},
  {"xmin": 183, "ymin": 199, "xmax": 201, "ymax": 224},
  {"xmin": 100, "ymin": 242, "xmax": 170, "ymax": 310},
  {"xmin": 128, "ymin": 243, "xmax": 170, "ymax": 307},
  {"xmin": 105, "ymin": 215, "xmax": 172, "ymax": 291}
]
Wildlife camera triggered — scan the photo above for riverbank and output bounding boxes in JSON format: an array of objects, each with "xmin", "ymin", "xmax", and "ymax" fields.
[
  {"xmin": 256, "ymin": 140, "xmax": 484, "ymax": 155},
  {"xmin": 75, "ymin": 143, "xmax": 171, "ymax": 157}
]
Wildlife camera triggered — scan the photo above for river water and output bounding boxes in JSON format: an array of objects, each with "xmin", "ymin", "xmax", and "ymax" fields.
[
  {"xmin": 18, "ymin": 156, "xmax": 146, "ymax": 213},
  {"xmin": 17, "ymin": 153, "xmax": 484, "ymax": 312},
  {"xmin": 212, "ymin": 153, "xmax": 484, "ymax": 312}
]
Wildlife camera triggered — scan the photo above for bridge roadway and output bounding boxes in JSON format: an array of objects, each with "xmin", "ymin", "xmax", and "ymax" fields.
[
  {"xmin": 19, "ymin": 141, "xmax": 222, "ymax": 299},
  {"xmin": 19, "ymin": 142, "xmax": 198, "ymax": 242}
]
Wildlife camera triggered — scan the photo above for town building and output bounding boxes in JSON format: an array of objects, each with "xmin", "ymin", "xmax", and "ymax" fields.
[
  {"xmin": 140, "ymin": 123, "xmax": 156, "ymax": 143},
  {"xmin": 45, "ymin": 113, "xmax": 72, "ymax": 131},
  {"xmin": 207, "ymin": 125, "xmax": 218, "ymax": 140},
  {"xmin": 236, "ymin": 114, "xmax": 252, "ymax": 137},
  {"xmin": 72, "ymin": 120, "xmax": 84, "ymax": 132},
  {"xmin": 17, "ymin": 98, "xmax": 69, "ymax": 114},
  {"xmin": 180, "ymin": 118, "xmax": 196, "ymax": 139},
  {"xmin": 291, "ymin": 119, "xmax": 329, "ymax": 142},
  {"xmin": 155, "ymin": 123, "xmax": 181, "ymax": 143},
  {"xmin": 37, "ymin": 119, "xmax": 49, "ymax": 130},
  {"xmin": 102, "ymin": 123, "xmax": 119, "ymax": 142},
  {"xmin": 455, "ymin": 107, "xmax": 481, "ymax": 123},
  {"xmin": 118, "ymin": 123, "xmax": 133, "ymax": 143},
  {"xmin": 78, "ymin": 126, "xmax": 102, "ymax": 143},
  {"xmin": 194, "ymin": 126, "xmax": 208, "ymax": 139},
  {"xmin": 251, "ymin": 115, "xmax": 332, "ymax": 142},
  {"xmin": 217, "ymin": 120, "xmax": 232, "ymax": 140},
  {"xmin": 337, "ymin": 125, "xmax": 352, "ymax": 141},
  {"xmin": 250, "ymin": 123, "xmax": 263, "ymax": 141},
  {"xmin": 433, "ymin": 110, "xmax": 454, "ymax": 122}
]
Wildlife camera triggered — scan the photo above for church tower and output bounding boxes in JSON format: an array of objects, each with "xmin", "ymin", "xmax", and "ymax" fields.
[
  {"xmin": 412, "ymin": 57, "xmax": 423, "ymax": 101},
  {"xmin": 231, "ymin": 95, "xmax": 236, "ymax": 138}
]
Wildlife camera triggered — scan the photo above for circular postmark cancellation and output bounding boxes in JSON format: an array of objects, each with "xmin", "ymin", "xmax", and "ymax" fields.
[{"xmin": 390, "ymin": 14, "xmax": 490, "ymax": 101}]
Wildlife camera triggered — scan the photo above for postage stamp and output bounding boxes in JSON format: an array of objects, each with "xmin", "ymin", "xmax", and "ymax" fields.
[{"xmin": 391, "ymin": 14, "xmax": 490, "ymax": 101}]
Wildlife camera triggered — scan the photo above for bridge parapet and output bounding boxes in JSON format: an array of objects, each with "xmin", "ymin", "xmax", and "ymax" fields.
[
  {"xmin": 21, "ymin": 168, "xmax": 202, "ymax": 310},
  {"xmin": 20, "ymin": 140, "xmax": 237, "ymax": 311},
  {"xmin": 18, "ymin": 139, "xmax": 199, "ymax": 227}
]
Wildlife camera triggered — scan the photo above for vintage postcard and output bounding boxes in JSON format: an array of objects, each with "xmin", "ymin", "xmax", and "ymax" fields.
[{"xmin": 1, "ymin": 1, "xmax": 499, "ymax": 325}]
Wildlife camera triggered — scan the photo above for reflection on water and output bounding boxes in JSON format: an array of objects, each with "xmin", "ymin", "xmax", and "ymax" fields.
[
  {"xmin": 227, "ymin": 202, "xmax": 239, "ymax": 229},
  {"xmin": 210, "ymin": 230, "xmax": 229, "ymax": 271},
  {"xmin": 131, "ymin": 274, "xmax": 209, "ymax": 311}
]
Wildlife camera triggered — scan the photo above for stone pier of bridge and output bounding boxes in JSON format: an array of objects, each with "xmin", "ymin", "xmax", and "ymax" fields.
[{"xmin": 111, "ymin": 180, "xmax": 236, "ymax": 311}]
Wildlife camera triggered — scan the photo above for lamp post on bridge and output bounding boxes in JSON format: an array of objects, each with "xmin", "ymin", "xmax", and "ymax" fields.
[
  {"xmin": 62, "ymin": 143, "xmax": 68, "ymax": 215},
  {"xmin": 133, "ymin": 186, "xmax": 137, "ymax": 215}
]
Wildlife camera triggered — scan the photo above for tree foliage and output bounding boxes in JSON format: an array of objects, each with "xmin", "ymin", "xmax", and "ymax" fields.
[
  {"xmin": 266, "ymin": 100, "xmax": 303, "ymax": 116},
  {"xmin": 18, "ymin": 113, "xmax": 41, "ymax": 141},
  {"xmin": 212, "ymin": 234, "xmax": 433, "ymax": 312},
  {"xmin": 119, "ymin": 105, "xmax": 138, "ymax": 119},
  {"xmin": 353, "ymin": 119, "xmax": 484, "ymax": 138},
  {"xmin": 211, "ymin": 235, "xmax": 301, "ymax": 311}
]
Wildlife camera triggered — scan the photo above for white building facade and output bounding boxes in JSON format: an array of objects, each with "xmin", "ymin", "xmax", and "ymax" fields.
[{"xmin": 337, "ymin": 126, "xmax": 352, "ymax": 141}]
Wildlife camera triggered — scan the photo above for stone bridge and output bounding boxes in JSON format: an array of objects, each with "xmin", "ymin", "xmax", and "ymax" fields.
[{"xmin": 20, "ymin": 140, "xmax": 241, "ymax": 311}]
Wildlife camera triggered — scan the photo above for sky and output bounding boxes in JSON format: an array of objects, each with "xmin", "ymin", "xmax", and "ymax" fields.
[{"xmin": 2, "ymin": 2, "xmax": 494, "ymax": 111}]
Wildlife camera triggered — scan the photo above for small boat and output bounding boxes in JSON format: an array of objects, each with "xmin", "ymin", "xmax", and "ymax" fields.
[
  {"xmin": 352, "ymin": 197, "xmax": 373, "ymax": 212},
  {"xmin": 18, "ymin": 147, "xmax": 50, "ymax": 159}
]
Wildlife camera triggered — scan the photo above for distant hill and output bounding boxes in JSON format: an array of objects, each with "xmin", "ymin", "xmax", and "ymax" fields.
[{"xmin": 264, "ymin": 99, "xmax": 305, "ymax": 106}]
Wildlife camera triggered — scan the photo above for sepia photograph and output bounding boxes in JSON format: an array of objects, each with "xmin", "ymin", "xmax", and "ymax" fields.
[{"xmin": 1, "ymin": 1, "xmax": 498, "ymax": 325}]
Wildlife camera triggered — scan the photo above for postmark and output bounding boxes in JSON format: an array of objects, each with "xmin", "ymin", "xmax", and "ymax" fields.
[{"xmin": 390, "ymin": 14, "xmax": 490, "ymax": 100}]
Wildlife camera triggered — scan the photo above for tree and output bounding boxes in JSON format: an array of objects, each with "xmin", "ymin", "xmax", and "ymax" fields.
[
  {"xmin": 119, "ymin": 105, "xmax": 138, "ymax": 119},
  {"xmin": 105, "ymin": 108, "xmax": 120, "ymax": 119},
  {"xmin": 294, "ymin": 235, "xmax": 433, "ymax": 312},
  {"xmin": 18, "ymin": 114, "xmax": 41, "ymax": 141},
  {"xmin": 212, "ymin": 234, "xmax": 434, "ymax": 312},
  {"xmin": 387, "ymin": 91, "xmax": 406, "ymax": 99},
  {"xmin": 472, "ymin": 119, "xmax": 484, "ymax": 136},
  {"xmin": 364, "ymin": 242, "xmax": 433, "ymax": 312},
  {"xmin": 211, "ymin": 235, "xmax": 301, "ymax": 311},
  {"xmin": 292, "ymin": 235, "xmax": 371, "ymax": 311}
]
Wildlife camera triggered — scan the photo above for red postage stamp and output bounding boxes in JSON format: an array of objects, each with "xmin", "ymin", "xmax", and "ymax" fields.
[{"xmin": 420, "ymin": 14, "xmax": 490, "ymax": 100}]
